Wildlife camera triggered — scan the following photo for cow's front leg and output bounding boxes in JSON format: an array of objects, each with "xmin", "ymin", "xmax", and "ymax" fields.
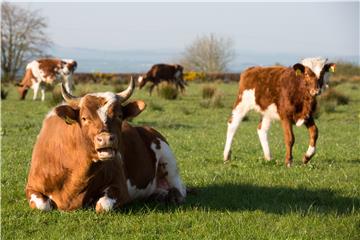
[
  {"xmin": 26, "ymin": 189, "xmax": 54, "ymax": 211},
  {"xmin": 303, "ymin": 117, "xmax": 318, "ymax": 164},
  {"xmin": 281, "ymin": 119, "xmax": 295, "ymax": 167},
  {"xmin": 149, "ymin": 83, "xmax": 156, "ymax": 96},
  {"xmin": 95, "ymin": 185, "xmax": 129, "ymax": 213}
]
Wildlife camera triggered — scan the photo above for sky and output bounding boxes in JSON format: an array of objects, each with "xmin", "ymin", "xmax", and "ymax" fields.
[{"xmin": 15, "ymin": 2, "xmax": 358, "ymax": 57}]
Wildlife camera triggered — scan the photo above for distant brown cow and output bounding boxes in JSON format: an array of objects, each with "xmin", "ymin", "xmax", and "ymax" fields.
[
  {"xmin": 17, "ymin": 58, "xmax": 77, "ymax": 101},
  {"xmin": 223, "ymin": 57, "xmax": 335, "ymax": 167},
  {"xmin": 25, "ymin": 78, "xmax": 186, "ymax": 213},
  {"xmin": 137, "ymin": 64, "xmax": 186, "ymax": 95}
]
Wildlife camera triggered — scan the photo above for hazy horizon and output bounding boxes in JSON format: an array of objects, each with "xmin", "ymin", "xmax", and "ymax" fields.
[{"xmin": 13, "ymin": 2, "xmax": 360, "ymax": 72}]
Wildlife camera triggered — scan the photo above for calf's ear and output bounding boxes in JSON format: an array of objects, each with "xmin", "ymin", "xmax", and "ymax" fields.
[
  {"xmin": 55, "ymin": 105, "xmax": 79, "ymax": 125},
  {"xmin": 123, "ymin": 100, "xmax": 146, "ymax": 119},
  {"xmin": 293, "ymin": 63, "xmax": 305, "ymax": 76},
  {"xmin": 324, "ymin": 63, "xmax": 336, "ymax": 73}
]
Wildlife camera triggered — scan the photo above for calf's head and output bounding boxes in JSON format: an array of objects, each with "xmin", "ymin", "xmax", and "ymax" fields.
[
  {"xmin": 300, "ymin": 57, "xmax": 336, "ymax": 94},
  {"xmin": 293, "ymin": 63, "xmax": 320, "ymax": 96},
  {"xmin": 55, "ymin": 77, "xmax": 146, "ymax": 161}
]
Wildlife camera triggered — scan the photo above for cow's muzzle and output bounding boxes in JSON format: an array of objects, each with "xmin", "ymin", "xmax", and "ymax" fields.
[{"xmin": 94, "ymin": 133, "xmax": 118, "ymax": 160}]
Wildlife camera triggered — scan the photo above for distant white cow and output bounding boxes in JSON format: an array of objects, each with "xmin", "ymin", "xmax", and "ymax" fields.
[{"xmin": 17, "ymin": 58, "xmax": 77, "ymax": 101}]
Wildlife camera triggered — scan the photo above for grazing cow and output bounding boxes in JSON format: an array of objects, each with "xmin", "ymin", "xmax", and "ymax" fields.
[
  {"xmin": 223, "ymin": 57, "xmax": 335, "ymax": 167},
  {"xmin": 25, "ymin": 78, "xmax": 186, "ymax": 213},
  {"xmin": 137, "ymin": 64, "xmax": 187, "ymax": 95},
  {"xmin": 17, "ymin": 58, "xmax": 77, "ymax": 101}
]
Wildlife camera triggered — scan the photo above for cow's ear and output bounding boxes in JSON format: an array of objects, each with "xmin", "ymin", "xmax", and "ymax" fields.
[
  {"xmin": 293, "ymin": 63, "xmax": 305, "ymax": 76},
  {"xmin": 122, "ymin": 100, "xmax": 146, "ymax": 119},
  {"xmin": 55, "ymin": 105, "xmax": 79, "ymax": 125},
  {"xmin": 324, "ymin": 63, "xmax": 336, "ymax": 73}
]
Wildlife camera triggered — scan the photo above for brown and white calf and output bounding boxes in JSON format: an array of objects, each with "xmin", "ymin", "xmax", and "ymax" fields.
[
  {"xmin": 223, "ymin": 57, "xmax": 335, "ymax": 167},
  {"xmin": 138, "ymin": 63, "xmax": 186, "ymax": 94},
  {"xmin": 17, "ymin": 58, "xmax": 77, "ymax": 101},
  {"xmin": 25, "ymin": 78, "xmax": 186, "ymax": 213}
]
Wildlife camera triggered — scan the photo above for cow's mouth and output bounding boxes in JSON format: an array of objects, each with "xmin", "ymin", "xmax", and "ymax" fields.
[{"xmin": 96, "ymin": 147, "xmax": 116, "ymax": 160}]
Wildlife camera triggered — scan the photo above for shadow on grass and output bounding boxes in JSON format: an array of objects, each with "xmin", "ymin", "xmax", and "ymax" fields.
[{"xmin": 122, "ymin": 183, "xmax": 359, "ymax": 215}]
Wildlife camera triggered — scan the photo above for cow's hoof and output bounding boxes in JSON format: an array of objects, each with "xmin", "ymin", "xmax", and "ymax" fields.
[
  {"xmin": 296, "ymin": 119, "xmax": 305, "ymax": 127},
  {"xmin": 167, "ymin": 188, "xmax": 185, "ymax": 204},
  {"xmin": 286, "ymin": 161, "xmax": 292, "ymax": 168},
  {"xmin": 95, "ymin": 196, "xmax": 116, "ymax": 213},
  {"xmin": 302, "ymin": 155, "xmax": 311, "ymax": 164}
]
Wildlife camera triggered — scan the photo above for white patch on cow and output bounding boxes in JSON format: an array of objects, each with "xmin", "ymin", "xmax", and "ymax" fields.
[
  {"xmin": 127, "ymin": 179, "xmax": 157, "ymax": 200},
  {"xmin": 30, "ymin": 194, "xmax": 52, "ymax": 211},
  {"xmin": 84, "ymin": 92, "xmax": 118, "ymax": 124},
  {"xmin": 305, "ymin": 145, "xmax": 316, "ymax": 157},
  {"xmin": 96, "ymin": 195, "xmax": 116, "ymax": 212},
  {"xmin": 296, "ymin": 119, "xmax": 305, "ymax": 127},
  {"xmin": 137, "ymin": 76, "xmax": 144, "ymax": 84},
  {"xmin": 301, "ymin": 57, "xmax": 327, "ymax": 78},
  {"xmin": 261, "ymin": 103, "xmax": 280, "ymax": 120},
  {"xmin": 257, "ymin": 117, "xmax": 272, "ymax": 161},
  {"xmin": 174, "ymin": 70, "xmax": 181, "ymax": 79},
  {"xmin": 150, "ymin": 139, "xmax": 186, "ymax": 197}
]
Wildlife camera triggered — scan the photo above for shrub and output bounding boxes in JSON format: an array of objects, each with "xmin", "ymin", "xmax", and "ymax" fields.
[
  {"xmin": 320, "ymin": 89, "xmax": 349, "ymax": 105},
  {"xmin": 184, "ymin": 71, "xmax": 206, "ymax": 82},
  {"xmin": 315, "ymin": 89, "xmax": 350, "ymax": 117},
  {"xmin": 157, "ymin": 82, "xmax": 178, "ymax": 100},
  {"xmin": 200, "ymin": 91, "xmax": 224, "ymax": 108},
  {"xmin": 47, "ymin": 85, "xmax": 63, "ymax": 107},
  {"xmin": 202, "ymin": 84, "xmax": 217, "ymax": 99}
]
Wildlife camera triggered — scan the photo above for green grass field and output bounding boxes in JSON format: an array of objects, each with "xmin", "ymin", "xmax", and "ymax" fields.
[{"xmin": 1, "ymin": 81, "xmax": 359, "ymax": 239}]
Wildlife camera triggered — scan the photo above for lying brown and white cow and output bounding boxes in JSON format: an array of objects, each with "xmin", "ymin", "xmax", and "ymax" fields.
[
  {"xmin": 223, "ymin": 57, "xmax": 335, "ymax": 167},
  {"xmin": 17, "ymin": 58, "xmax": 77, "ymax": 101},
  {"xmin": 137, "ymin": 63, "xmax": 186, "ymax": 95},
  {"xmin": 25, "ymin": 77, "xmax": 186, "ymax": 212}
]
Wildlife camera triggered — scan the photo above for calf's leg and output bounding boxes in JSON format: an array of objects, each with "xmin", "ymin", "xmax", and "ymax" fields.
[
  {"xmin": 281, "ymin": 119, "xmax": 295, "ymax": 167},
  {"xmin": 303, "ymin": 117, "xmax": 318, "ymax": 164},
  {"xmin": 223, "ymin": 100, "xmax": 250, "ymax": 162},
  {"xmin": 257, "ymin": 117, "xmax": 272, "ymax": 161}
]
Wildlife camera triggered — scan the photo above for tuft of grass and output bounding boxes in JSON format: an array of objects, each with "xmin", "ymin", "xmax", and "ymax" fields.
[
  {"xmin": 202, "ymin": 84, "xmax": 217, "ymax": 99},
  {"xmin": 47, "ymin": 86, "xmax": 63, "ymax": 107},
  {"xmin": 112, "ymin": 83, "xmax": 125, "ymax": 93},
  {"xmin": 200, "ymin": 89, "xmax": 224, "ymax": 108},
  {"xmin": 148, "ymin": 101, "xmax": 164, "ymax": 112},
  {"xmin": 157, "ymin": 82, "xmax": 179, "ymax": 100}
]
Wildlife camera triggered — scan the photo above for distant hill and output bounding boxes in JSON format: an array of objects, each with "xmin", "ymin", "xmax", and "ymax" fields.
[{"xmin": 48, "ymin": 45, "xmax": 359, "ymax": 73}]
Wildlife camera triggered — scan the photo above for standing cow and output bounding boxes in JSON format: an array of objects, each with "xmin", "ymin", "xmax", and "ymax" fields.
[
  {"xmin": 25, "ymin": 77, "xmax": 187, "ymax": 212},
  {"xmin": 223, "ymin": 57, "xmax": 335, "ymax": 167},
  {"xmin": 137, "ymin": 63, "xmax": 187, "ymax": 95},
  {"xmin": 17, "ymin": 58, "xmax": 77, "ymax": 101}
]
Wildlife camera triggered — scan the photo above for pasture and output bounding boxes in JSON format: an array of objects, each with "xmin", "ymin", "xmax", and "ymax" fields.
[{"xmin": 1, "ymin": 80, "xmax": 359, "ymax": 239}]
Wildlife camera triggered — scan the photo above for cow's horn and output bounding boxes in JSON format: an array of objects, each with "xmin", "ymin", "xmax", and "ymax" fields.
[
  {"xmin": 61, "ymin": 83, "xmax": 80, "ymax": 106},
  {"xmin": 117, "ymin": 76, "xmax": 135, "ymax": 102}
]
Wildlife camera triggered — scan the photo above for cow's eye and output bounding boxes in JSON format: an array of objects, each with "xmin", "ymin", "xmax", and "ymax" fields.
[
  {"xmin": 81, "ymin": 117, "xmax": 87, "ymax": 122},
  {"xmin": 116, "ymin": 114, "xmax": 123, "ymax": 120}
]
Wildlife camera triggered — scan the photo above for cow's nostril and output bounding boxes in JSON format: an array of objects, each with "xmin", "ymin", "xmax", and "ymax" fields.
[
  {"xmin": 97, "ymin": 136, "xmax": 103, "ymax": 143},
  {"xmin": 109, "ymin": 135, "xmax": 114, "ymax": 141}
]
